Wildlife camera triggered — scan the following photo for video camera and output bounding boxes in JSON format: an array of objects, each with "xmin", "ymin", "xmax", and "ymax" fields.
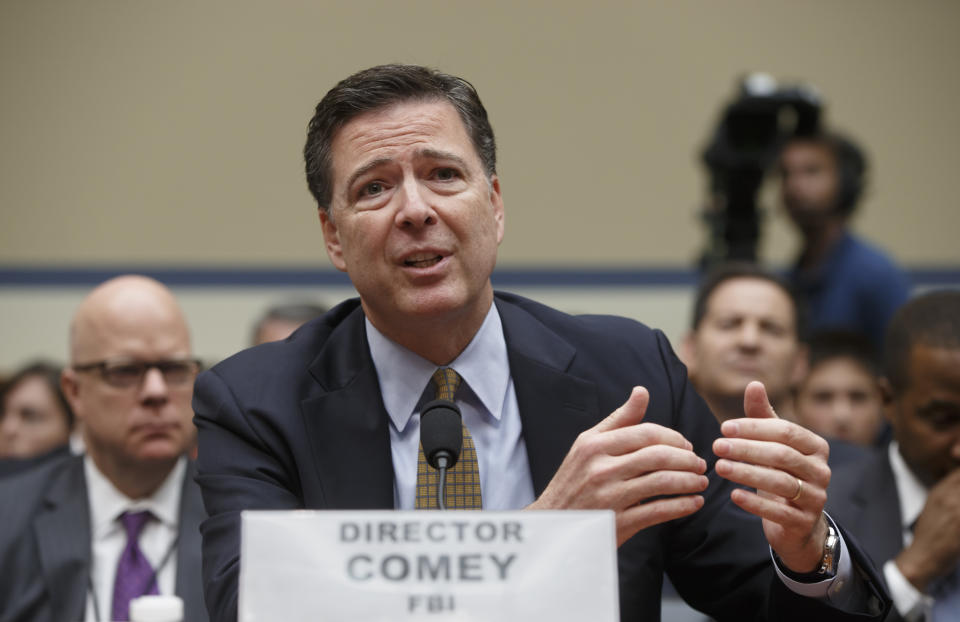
[{"xmin": 699, "ymin": 74, "xmax": 822, "ymax": 268}]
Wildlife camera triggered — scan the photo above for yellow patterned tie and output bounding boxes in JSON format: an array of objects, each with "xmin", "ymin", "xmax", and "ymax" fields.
[{"xmin": 415, "ymin": 368, "xmax": 482, "ymax": 509}]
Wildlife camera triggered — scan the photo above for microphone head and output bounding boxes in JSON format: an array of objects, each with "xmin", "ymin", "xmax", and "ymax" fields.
[{"xmin": 419, "ymin": 399, "xmax": 463, "ymax": 469}]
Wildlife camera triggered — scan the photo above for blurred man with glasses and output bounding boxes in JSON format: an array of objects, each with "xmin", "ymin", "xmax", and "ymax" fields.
[{"xmin": 0, "ymin": 275, "xmax": 208, "ymax": 622}]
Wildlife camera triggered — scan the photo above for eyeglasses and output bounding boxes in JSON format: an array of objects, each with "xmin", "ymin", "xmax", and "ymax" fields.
[{"xmin": 72, "ymin": 358, "xmax": 203, "ymax": 389}]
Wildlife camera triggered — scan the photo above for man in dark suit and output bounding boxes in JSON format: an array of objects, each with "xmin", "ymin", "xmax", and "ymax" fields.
[
  {"xmin": 193, "ymin": 64, "xmax": 890, "ymax": 622},
  {"xmin": 0, "ymin": 275, "xmax": 208, "ymax": 622},
  {"xmin": 681, "ymin": 263, "xmax": 808, "ymax": 424},
  {"xmin": 827, "ymin": 291, "xmax": 960, "ymax": 621}
]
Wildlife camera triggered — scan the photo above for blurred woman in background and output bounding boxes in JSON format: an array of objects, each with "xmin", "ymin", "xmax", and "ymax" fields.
[{"xmin": 0, "ymin": 361, "xmax": 74, "ymax": 461}]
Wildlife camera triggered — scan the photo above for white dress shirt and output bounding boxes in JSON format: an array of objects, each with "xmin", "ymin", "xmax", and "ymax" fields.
[
  {"xmin": 883, "ymin": 441, "xmax": 936, "ymax": 621},
  {"xmin": 84, "ymin": 456, "xmax": 185, "ymax": 622},
  {"xmin": 366, "ymin": 303, "xmax": 535, "ymax": 510}
]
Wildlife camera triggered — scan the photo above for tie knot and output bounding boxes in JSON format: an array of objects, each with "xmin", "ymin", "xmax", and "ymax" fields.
[
  {"xmin": 119, "ymin": 510, "xmax": 153, "ymax": 539},
  {"xmin": 431, "ymin": 368, "xmax": 461, "ymax": 402}
]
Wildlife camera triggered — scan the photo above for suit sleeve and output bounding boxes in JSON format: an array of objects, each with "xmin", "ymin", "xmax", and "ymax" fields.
[
  {"xmin": 193, "ymin": 368, "xmax": 306, "ymax": 622},
  {"xmin": 649, "ymin": 330, "xmax": 891, "ymax": 621}
]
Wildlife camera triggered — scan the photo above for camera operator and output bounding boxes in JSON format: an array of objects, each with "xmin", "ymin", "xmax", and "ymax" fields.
[{"xmin": 778, "ymin": 131, "xmax": 910, "ymax": 350}]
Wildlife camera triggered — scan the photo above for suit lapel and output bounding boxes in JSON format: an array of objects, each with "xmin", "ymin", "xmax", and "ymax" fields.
[
  {"xmin": 176, "ymin": 461, "xmax": 208, "ymax": 621},
  {"xmin": 849, "ymin": 450, "xmax": 904, "ymax": 564},
  {"xmin": 496, "ymin": 298, "xmax": 602, "ymax": 495},
  {"xmin": 297, "ymin": 298, "xmax": 602, "ymax": 505},
  {"xmin": 301, "ymin": 307, "xmax": 395, "ymax": 509},
  {"xmin": 33, "ymin": 456, "xmax": 91, "ymax": 620}
]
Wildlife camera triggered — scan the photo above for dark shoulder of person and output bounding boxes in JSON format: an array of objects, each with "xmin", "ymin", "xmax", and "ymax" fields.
[
  {"xmin": 0, "ymin": 444, "xmax": 71, "ymax": 479},
  {"xmin": 825, "ymin": 441, "xmax": 886, "ymax": 509},
  {"xmin": 0, "ymin": 451, "xmax": 78, "ymax": 537},
  {"xmin": 827, "ymin": 438, "xmax": 873, "ymax": 469},
  {"xmin": 493, "ymin": 291, "xmax": 661, "ymax": 350}
]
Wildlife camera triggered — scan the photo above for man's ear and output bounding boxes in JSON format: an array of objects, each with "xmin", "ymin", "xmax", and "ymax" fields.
[
  {"xmin": 878, "ymin": 377, "xmax": 897, "ymax": 424},
  {"xmin": 878, "ymin": 376, "xmax": 894, "ymax": 404},
  {"xmin": 60, "ymin": 368, "xmax": 84, "ymax": 424},
  {"xmin": 489, "ymin": 175, "xmax": 505, "ymax": 245},
  {"xmin": 318, "ymin": 208, "xmax": 347, "ymax": 272}
]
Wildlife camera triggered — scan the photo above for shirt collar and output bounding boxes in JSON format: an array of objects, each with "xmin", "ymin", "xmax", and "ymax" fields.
[
  {"xmin": 85, "ymin": 454, "xmax": 186, "ymax": 537},
  {"xmin": 366, "ymin": 302, "xmax": 510, "ymax": 433},
  {"xmin": 887, "ymin": 441, "xmax": 928, "ymax": 530}
]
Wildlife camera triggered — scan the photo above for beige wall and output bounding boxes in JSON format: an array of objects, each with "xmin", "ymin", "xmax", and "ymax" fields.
[
  {"xmin": 2, "ymin": 0, "xmax": 958, "ymax": 268},
  {"xmin": 1, "ymin": 0, "xmax": 957, "ymax": 369},
  {"xmin": 0, "ymin": 284, "xmax": 695, "ymax": 371}
]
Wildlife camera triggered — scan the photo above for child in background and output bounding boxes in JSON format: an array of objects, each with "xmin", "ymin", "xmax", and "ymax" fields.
[{"xmin": 794, "ymin": 331, "xmax": 887, "ymax": 446}]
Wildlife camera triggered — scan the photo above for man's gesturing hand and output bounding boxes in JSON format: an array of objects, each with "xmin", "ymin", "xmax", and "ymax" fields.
[
  {"xmin": 713, "ymin": 381, "xmax": 832, "ymax": 574},
  {"xmin": 529, "ymin": 386, "xmax": 709, "ymax": 546}
]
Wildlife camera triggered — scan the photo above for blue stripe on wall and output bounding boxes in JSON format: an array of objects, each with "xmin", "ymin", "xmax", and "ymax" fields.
[
  {"xmin": 1, "ymin": 266, "xmax": 957, "ymax": 288},
  {"xmin": 0, "ymin": 267, "xmax": 354, "ymax": 287}
]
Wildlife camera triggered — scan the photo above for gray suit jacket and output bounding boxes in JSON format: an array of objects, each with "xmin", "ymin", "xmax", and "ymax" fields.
[
  {"xmin": 0, "ymin": 454, "xmax": 207, "ymax": 622},
  {"xmin": 827, "ymin": 446, "xmax": 906, "ymax": 622}
]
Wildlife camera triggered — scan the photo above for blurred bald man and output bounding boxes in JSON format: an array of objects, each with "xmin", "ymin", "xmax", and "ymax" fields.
[{"xmin": 0, "ymin": 276, "xmax": 208, "ymax": 622}]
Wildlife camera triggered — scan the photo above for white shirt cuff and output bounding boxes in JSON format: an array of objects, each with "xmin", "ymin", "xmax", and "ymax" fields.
[
  {"xmin": 771, "ymin": 514, "xmax": 860, "ymax": 609},
  {"xmin": 883, "ymin": 558, "xmax": 931, "ymax": 621}
]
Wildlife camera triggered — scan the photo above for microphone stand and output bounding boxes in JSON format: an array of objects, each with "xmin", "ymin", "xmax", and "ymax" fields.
[{"xmin": 436, "ymin": 455, "xmax": 450, "ymax": 510}]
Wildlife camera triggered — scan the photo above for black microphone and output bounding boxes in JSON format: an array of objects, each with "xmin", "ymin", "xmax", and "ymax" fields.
[{"xmin": 419, "ymin": 398, "xmax": 463, "ymax": 510}]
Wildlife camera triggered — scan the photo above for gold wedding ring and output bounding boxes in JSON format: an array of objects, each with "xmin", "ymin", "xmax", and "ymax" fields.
[{"xmin": 790, "ymin": 478, "xmax": 804, "ymax": 502}]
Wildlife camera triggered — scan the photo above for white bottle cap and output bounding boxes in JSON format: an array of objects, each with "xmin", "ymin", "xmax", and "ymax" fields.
[{"xmin": 129, "ymin": 595, "xmax": 184, "ymax": 622}]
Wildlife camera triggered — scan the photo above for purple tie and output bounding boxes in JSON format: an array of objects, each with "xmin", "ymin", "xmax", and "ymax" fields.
[{"xmin": 111, "ymin": 510, "xmax": 160, "ymax": 621}]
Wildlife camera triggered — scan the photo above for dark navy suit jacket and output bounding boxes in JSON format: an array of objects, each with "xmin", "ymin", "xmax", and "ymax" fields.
[{"xmin": 193, "ymin": 293, "xmax": 889, "ymax": 622}]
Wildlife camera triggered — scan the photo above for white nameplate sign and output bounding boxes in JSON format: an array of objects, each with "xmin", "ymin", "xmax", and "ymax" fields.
[{"xmin": 240, "ymin": 510, "xmax": 618, "ymax": 621}]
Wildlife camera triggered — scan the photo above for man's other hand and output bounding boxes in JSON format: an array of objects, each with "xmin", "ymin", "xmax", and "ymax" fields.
[
  {"xmin": 529, "ymin": 386, "xmax": 709, "ymax": 546},
  {"xmin": 713, "ymin": 380, "xmax": 832, "ymax": 574}
]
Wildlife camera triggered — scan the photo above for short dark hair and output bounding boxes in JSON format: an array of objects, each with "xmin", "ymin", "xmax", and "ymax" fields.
[
  {"xmin": 0, "ymin": 360, "xmax": 74, "ymax": 429},
  {"xmin": 304, "ymin": 64, "xmax": 497, "ymax": 210},
  {"xmin": 691, "ymin": 262, "xmax": 804, "ymax": 337},
  {"xmin": 781, "ymin": 130, "xmax": 867, "ymax": 216},
  {"xmin": 252, "ymin": 302, "xmax": 328, "ymax": 344},
  {"xmin": 806, "ymin": 330, "xmax": 880, "ymax": 377},
  {"xmin": 883, "ymin": 290, "xmax": 960, "ymax": 393}
]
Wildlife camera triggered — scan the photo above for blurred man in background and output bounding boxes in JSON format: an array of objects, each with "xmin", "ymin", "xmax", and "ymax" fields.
[
  {"xmin": 682, "ymin": 263, "xmax": 807, "ymax": 423},
  {"xmin": 779, "ymin": 131, "xmax": 910, "ymax": 350},
  {"xmin": 250, "ymin": 301, "xmax": 328, "ymax": 345},
  {"xmin": 0, "ymin": 275, "xmax": 208, "ymax": 622},
  {"xmin": 828, "ymin": 290, "xmax": 960, "ymax": 621}
]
